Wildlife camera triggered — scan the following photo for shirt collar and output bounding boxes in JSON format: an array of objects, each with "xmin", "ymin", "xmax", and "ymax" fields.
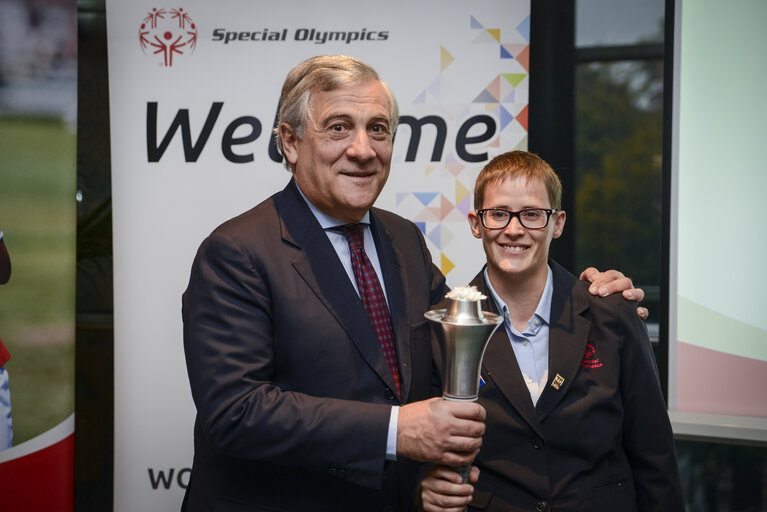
[
  {"xmin": 484, "ymin": 265, "xmax": 554, "ymax": 327},
  {"xmin": 295, "ymin": 181, "xmax": 371, "ymax": 229}
]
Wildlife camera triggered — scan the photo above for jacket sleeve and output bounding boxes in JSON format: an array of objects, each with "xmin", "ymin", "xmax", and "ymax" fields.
[{"xmin": 617, "ymin": 299, "xmax": 685, "ymax": 511}]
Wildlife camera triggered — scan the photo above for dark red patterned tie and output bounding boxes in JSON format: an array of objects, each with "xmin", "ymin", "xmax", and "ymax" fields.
[{"xmin": 332, "ymin": 224, "xmax": 401, "ymax": 399}]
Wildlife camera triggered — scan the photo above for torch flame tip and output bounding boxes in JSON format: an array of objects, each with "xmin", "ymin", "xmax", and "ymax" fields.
[{"xmin": 445, "ymin": 286, "xmax": 486, "ymax": 302}]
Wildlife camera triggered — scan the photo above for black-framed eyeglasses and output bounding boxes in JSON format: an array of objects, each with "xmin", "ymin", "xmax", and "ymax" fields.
[{"xmin": 476, "ymin": 208, "xmax": 558, "ymax": 230}]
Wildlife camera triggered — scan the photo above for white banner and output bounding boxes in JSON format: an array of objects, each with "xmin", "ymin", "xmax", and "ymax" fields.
[{"xmin": 105, "ymin": 1, "xmax": 530, "ymax": 508}]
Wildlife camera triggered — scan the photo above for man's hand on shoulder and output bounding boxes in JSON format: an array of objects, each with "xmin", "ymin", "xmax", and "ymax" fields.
[
  {"xmin": 580, "ymin": 267, "xmax": 648, "ymax": 320},
  {"xmin": 397, "ymin": 397, "xmax": 485, "ymax": 466}
]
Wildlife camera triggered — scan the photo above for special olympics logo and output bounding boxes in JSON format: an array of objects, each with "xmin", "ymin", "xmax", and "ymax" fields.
[
  {"xmin": 581, "ymin": 343, "xmax": 604, "ymax": 369},
  {"xmin": 138, "ymin": 7, "xmax": 198, "ymax": 67}
]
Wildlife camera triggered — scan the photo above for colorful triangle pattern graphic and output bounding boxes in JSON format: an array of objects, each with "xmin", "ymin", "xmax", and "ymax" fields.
[
  {"xmin": 456, "ymin": 192, "xmax": 473, "ymax": 216},
  {"xmin": 439, "ymin": 194, "xmax": 454, "ymax": 219},
  {"xmin": 474, "ymin": 74, "xmax": 528, "ymax": 104},
  {"xmin": 495, "ymin": 104, "xmax": 515, "ymax": 130},
  {"xmin": 455, "ymin": 180, "xmax": 471, "ymax": 206},
  {"xmin": 474, "ymin": 89, "xmax": 498, "ymax": 103},
  {"xmin": 517, "ymin": 15, "xmax": 530, "ymax": 42},
  {"xmin": 441, "ymin": 253, "xmax": 455, "ymax": 276},
  {"xmin": 503, "ymin": 73, "xmax": 526, "ymax": 88},
  {"xmin": 516, "ymin": 104, "xmax": 529, "ymax": 132},
  {"xmin": 516, "ymin": 45, "xmax": 530, "ymax": 72},
  {"xmin": 428, "ymin": 225, "xmax": 441, "ymax": 247},
  {"xmin": 440, "ymin": 45, "xmax": 455, "ymax": 72},
  {"xmin": 413, "ymin": 192, "xmax": 439, "ymax": 206},
  {"xmin": 500, "ymin": 43, "xmax": 528, "ymax": 59},
  {"xmin": 473, "ymin": 29, "xmax": 499, "ymax": 44},
  {"xmin": 405, "ymin": 11, "xmax": 530, "ymax": 277}
]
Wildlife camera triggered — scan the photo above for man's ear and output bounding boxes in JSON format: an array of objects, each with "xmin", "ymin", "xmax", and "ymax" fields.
[
  {"xmin": 552, "ymin": 210, "xmax": 566, "ymax": 239},
  {"xmin": 279, "ymin": 123, "xmax": 298, "ymax": 166},
  {"xmin": 468, "ymin": 211, "xmax": 483, "ymax": 239}
]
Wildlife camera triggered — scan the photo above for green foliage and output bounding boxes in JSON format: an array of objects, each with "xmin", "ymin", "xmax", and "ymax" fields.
[
  {"xmin": 574, "ymin": 62, "xmax": 664, "ymax": 288},
  {"xmin": 0, "ymin": 117, "xmax": 76, "ymax": 445}
]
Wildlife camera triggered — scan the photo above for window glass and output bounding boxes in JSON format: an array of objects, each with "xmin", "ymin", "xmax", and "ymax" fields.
[
  {"xmin": 676, "ymin": 439, "xmax": 767, "ymax": 511},
  {"xmin": 576, "ymin": 0, "xmax": 664, "ymax": 47},
  {"xmin": 574, "ymin": 59, "xmax": 664, "ymax": 323}
]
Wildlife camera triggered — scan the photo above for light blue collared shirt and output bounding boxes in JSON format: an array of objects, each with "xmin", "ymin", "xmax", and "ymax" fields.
[
  {"xmin": 296, "ymin": 184, "xmax": 399, "ymax": 460},
  {"xmin": 299, "ymin": 195, "xmax": 389, "ymax": 303},
  {"xmin": 484, "ymin": 265, "xmax": 554, "ymax": 405}
]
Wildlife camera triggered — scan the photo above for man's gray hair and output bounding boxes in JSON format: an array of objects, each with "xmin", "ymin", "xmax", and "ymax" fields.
[{"xmin": 274, "ymin": 55, "xmax": 399, "ymax": 170}]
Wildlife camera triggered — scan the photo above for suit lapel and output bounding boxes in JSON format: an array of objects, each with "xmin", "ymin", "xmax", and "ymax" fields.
[
  {"xmin": 275, "ymin": 181, "xmax": 400, "ymax": 397},
  {"xmin": 369, "ymin": 213, "xmax": 412, "ymax": 402},
  {"xmin": 472, "ymin": 271, "xmax": 545, "ymax": 439},
  {"xmin": 534, "ymin": 261, "xmax": 591, "ymax": 421}
]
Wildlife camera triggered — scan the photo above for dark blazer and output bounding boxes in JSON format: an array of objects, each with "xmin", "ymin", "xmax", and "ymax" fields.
[
  {"xmin": 461, "ymin": 261, "xmax": 684, "ymax": 512},
  {"xmin": 182, "ymin": 179, "xmax": 447, "ymax": 511}
]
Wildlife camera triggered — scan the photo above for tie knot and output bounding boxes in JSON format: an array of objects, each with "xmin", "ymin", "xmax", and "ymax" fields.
[{"xmin": 331, "ymin": 223, "xmax": 365, "ymax": 251}]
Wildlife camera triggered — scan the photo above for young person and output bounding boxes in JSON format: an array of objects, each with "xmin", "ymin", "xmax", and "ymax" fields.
[{"xmin": 419, "ymin": 151, "xmax": 683, "ymax": 512}]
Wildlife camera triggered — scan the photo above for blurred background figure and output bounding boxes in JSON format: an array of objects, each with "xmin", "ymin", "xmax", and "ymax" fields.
[
  {"xmin": 0, "ymin": 0, "xmax": 77, "ymax": 447},
  {"xmin": 0, "ymin": 227, "xmax": 13, "ymax": 449},
  {"xmin": 0, "ymin": 228, "xmax": 10, "ymax": 284}
]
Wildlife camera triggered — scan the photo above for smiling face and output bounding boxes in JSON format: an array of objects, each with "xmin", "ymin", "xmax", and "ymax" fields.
[
  {"xmin": 469, "ymin": 176, "xmax": 566, "ymax": 286},
  {"xmin": 279, "ymin": 79, "xmax": 393, "ymax": 223}
]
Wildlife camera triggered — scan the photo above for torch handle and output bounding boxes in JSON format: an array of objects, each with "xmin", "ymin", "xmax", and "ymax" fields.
[
  {"xmin": 443, "ymin": 395, "xmax": 476, "ymax": 511},
  {"xmin": 450, "ymin": 464, "xmax": 471, "ymax": 511},
  {"xmin": 451, "ymin": 463, "xmax": 471, "ymax": 483}
]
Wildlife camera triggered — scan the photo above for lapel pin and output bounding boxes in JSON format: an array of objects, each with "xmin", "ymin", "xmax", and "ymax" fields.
[{"xmin": 551, "ymin": 373, "xmax": 565, "ymax": 390}]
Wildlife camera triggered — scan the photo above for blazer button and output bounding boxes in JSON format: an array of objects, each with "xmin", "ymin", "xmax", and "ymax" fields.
[
  {"xmin": 536, "ymin": 499, "xmax": 549, "ymax": 511},
  {"xmin": 532, "ymin": 438, "xmax": 544, "ymax": 449},
  {"xmin": 329, "ymin": 468, "xmax": 338, "ymax": 477},
  {"xmin": 384, "ymin": 388, "xmax": 396, "ymax": 400}
]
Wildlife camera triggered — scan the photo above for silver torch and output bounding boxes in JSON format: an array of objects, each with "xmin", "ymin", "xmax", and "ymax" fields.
[{"xmin": 424, "ymin": 286, "xmax": 503, "ymax": 489}]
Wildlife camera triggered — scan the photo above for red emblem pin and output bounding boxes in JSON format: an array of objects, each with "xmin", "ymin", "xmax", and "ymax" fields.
[{"xmin": 581, "ymin": 343, "xmax": 603, "ymax": 368}]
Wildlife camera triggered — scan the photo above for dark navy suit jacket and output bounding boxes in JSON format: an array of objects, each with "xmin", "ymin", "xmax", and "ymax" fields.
[
  {"xmin": 182, "ymin": 179, "xmax": 447, "ymax": 511},
  {"xmin": 452, "ymin": 261, "xmax": 684, "ymax": 512}
]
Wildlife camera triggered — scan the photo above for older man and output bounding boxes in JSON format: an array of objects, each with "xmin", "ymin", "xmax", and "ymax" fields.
[{"xmin": 182, "ymin": 56, "xmax": 641, "ymax": 511}]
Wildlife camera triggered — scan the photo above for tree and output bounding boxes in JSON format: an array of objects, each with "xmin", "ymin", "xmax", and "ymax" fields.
[{"xmin": 574, "ymin": 60, "xmax": 664, "ymax": 289}]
